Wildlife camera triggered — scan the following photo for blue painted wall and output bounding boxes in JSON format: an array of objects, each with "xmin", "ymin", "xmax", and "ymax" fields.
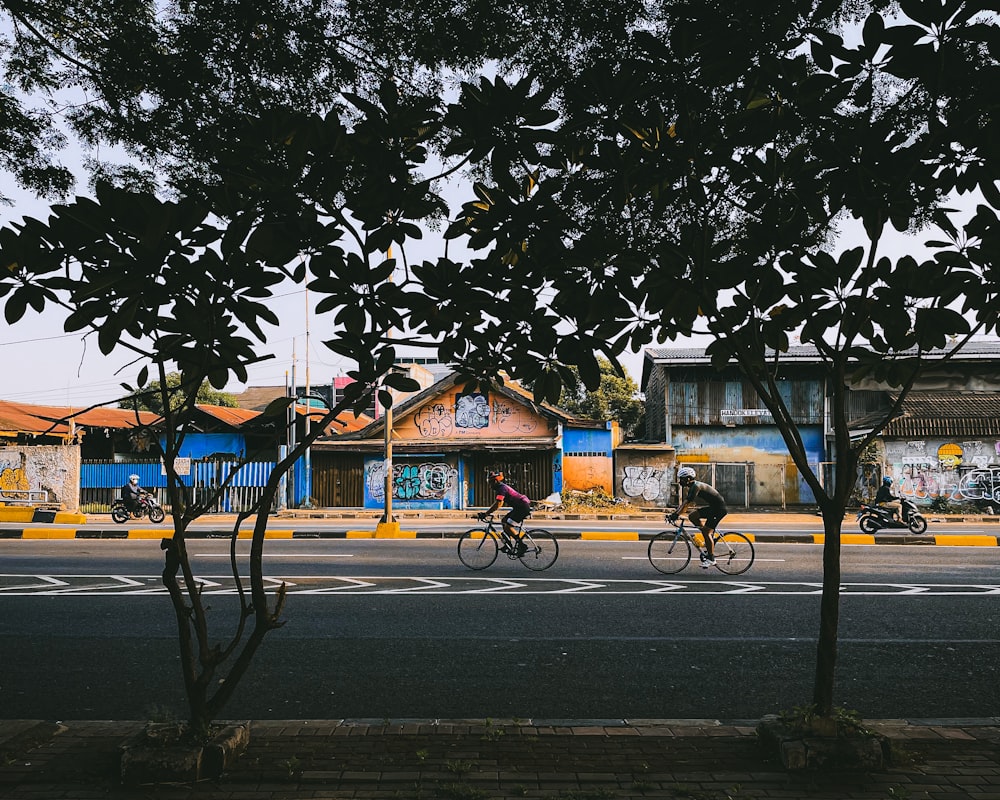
[{"xmin": 362, "ymin": 454, "xmax": 462, "ymax": 510}]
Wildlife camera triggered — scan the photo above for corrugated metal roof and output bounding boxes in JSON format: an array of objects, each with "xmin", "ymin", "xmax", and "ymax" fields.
[
  {"xmin": 645, "ymin": 341, "xmax": 1000, "ymax": 364},
  {"xmin": 195, "ymin": 404, "xmax": 261, "ymax": 427},
  {"xmin": 0, "ymin": 400, "xmax": 157, "ymax": 437},
  {"xmin": 879, "ymin": 392, "xmax": 1000, "ymax": 438}
]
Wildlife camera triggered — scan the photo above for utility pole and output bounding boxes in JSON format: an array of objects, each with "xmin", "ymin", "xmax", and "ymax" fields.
[
  {"xmin": 302, "ymin": 291, "xmax": 312, "ymax": 508},
  {"xmin": 375, "ymin": 246, "xmax": 400, "ymax": 537}
]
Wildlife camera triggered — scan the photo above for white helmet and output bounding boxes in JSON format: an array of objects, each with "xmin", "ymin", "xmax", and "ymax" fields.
[
  {"xmin": 129, "ymin": 474, "xmax": 140, "ymax": 484},
  {"xmin": 677, "ymin": 466, "xmax": 696, "ymax": 482}
]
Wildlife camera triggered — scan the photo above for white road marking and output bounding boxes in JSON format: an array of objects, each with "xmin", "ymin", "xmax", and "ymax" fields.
[{"xmin": 3, "ymin": 575, "xmax": 1000, "ymax": 596}]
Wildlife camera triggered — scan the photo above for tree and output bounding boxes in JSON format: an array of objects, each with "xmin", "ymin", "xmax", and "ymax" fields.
[
  {"xmin": 435, "ymin": 1, "xmax": 1000, "ymax": 723},
  {"xmin": 0, "ymin": 0, "xmax": 657, "ymax": 204},
  {"xmin": 0, "ymin": 86, "xmax": 442, "ymax": 733},
  {"xmin": 0, "ymin": 0, "xmax": 662, "ymax": 735},
  {"xmin": 123, "ymin": 372, "xmax": 237, "ymax": 414}
]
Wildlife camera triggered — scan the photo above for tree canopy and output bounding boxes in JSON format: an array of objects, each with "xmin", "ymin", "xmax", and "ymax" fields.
[
  {"xmin": 545, "ymin": 356, "xmax": 644, "ymax": 438},
  {"xmin": 122, "ymin": 372, "xmax": 238, "ymax": 414}
]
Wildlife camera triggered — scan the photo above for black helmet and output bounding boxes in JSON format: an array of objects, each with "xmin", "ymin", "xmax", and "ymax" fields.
[
  {"xmin": 882, "ymin": 476, "xmax": 893, "ymax": 485},
  {"xmin": 488, "ymin": 471, "xmax": 504, "ymax": 483}
]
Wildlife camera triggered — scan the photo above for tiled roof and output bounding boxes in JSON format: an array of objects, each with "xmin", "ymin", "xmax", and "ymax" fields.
[{"xmin": 232, "ymin": 386, "xmax": 286, "ymax": 411}]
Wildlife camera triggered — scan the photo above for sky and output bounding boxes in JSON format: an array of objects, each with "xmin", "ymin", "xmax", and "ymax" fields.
[
  {"xmin": 3, "ymin": 169, "xmax": 995, "ymax": 410},
  {"xmin": 0, "ymin": 177, "xmax": 652, "ymax": 408}
]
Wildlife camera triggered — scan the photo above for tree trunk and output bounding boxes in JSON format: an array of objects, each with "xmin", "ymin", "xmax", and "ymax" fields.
[{"xmin": 812, "ymin": 502, "xmax": 843, "ymax": 716}]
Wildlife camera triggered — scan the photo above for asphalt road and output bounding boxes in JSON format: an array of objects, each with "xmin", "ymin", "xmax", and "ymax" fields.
[{"xmin": 1, "ymin": 538, "xmax": 997, "ymax": 722}]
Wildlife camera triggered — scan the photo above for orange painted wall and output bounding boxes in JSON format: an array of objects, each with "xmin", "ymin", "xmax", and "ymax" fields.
[
  {"xmin": 562, "ymin": 455, "xmax": 613, "ymax": 494},
  {"xmin": 395, "ymin": 391, "xmax": 557, "ymax": 441}
]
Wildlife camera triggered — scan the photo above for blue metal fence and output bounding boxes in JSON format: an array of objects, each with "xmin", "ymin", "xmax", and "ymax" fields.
[{"xmin": 80, "ymin": 458, "xmax": 284, "ymax": 514}]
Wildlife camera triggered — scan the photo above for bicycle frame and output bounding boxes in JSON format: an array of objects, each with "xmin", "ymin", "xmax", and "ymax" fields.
[
  {"xmin": 647, "ymin": 519, "xmax": 755, "ymax": 575},
  {"xmin": 457, "ymin": 513, "xmax": 559, "ymax": 571}
]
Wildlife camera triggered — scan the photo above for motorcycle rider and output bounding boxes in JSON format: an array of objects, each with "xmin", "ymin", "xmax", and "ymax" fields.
[
  {"xmin": 874, "ymin": 476, "xmax": 903, "ymax": 520},
  {"xmin": 121, "ymin": 474, "xmax": 145, "ymax": 514}
]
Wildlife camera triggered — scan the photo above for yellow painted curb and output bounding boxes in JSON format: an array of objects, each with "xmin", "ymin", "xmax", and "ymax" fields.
[
  {"xmin": 54, "ymin": 512, "xmax": 87, "ymax": 524},
  {"xmin": 580, "ymin": 531, "xmax": 639, "ymax": 541},
  {"xmin": 934, "ymin": 535, "xmax": 998, "ymax": 547},
  {"xmin": 720, "ymin": 532, "xmax": 756, "ymax": 542},
  {"xmin": 346, "ymin": 530, "xmax": 374, "ymax": 538},
  {"xmin": 21, "ymin": 529, "xmax": 77, "ymax": 539},
  {"xmin": 0, "ymin": 509, "xmax": 35, "ymax": 523},
  {"xmin": 812, "ymin": 533, "xmax": 877, "ymax": 545},
  {"xmin": 128, "ymin": 529, "xmax": 169, "ymax": 539},
  {"xmin": 375, "ymin": 521, "xmax": 401, "ymax": 538},
  {"xmin": 237, "ymin": 529, "xmax": 294, "ymax": 539}
]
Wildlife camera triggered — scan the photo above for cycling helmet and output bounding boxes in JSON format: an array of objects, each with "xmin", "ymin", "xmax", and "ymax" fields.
[
  {"xmin": 488, "ymin": 471, "xmax": 504, "ymax": 483},
  {"xmin": 882, "ymin": 476, "xmax": 893, "ymax": 485},
  {"xmin": 129, "ymin": 474, "xmax": 140, "ymax": 484},
  {"xmin": 677, "ymin": 466, "xmax": 696, "ymax": 483}
]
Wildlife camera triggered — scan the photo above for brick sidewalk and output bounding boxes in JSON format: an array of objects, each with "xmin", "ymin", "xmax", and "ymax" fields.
[{"xmin": 2, "ymin": 718, "xmax": 998, "ymax": 799}]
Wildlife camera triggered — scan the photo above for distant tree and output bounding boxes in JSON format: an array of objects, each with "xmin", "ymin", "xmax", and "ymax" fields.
[
  {"xmin": 553, "ymin": 357, "xmax": 643, "ymax": 438},
  {"xmin": 123, "ymin": 372, "xmax": 237, "ymax": 414}
]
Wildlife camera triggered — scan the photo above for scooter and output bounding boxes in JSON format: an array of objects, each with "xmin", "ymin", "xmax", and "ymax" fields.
[{"xmin": 856, "ymin": 497, "xmax": 927, "ymax": 534}]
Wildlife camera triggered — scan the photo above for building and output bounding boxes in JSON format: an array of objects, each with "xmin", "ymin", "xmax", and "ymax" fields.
[
  {"xmin": 640, "ymin": 342, "xmax": 1000, "ymax": 509},
  {"xmin": 310, "ymin": 373, "xmax": 620, "ymax": 509}
]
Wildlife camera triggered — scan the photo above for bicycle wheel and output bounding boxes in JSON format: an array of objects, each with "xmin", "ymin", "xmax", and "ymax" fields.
[
  {"xmin": 647, "ymin": 530, "xmax": 692, "ymax": 574},
  {"xmin": 712, "ymin": 532, "xmax": 755, "ymax": 575},
  {"xmin": 457, "ymin": 529, "xmax": 499, "ymax": 570},
  {"xmin": 519, "ymin": 529, "xmax": 558, "ymax": 571}
]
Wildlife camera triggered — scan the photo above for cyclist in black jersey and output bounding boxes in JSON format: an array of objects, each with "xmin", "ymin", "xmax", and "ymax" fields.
[{"xmin": 668, "ymin": 466, "xmax": 728, "ymax": 568}]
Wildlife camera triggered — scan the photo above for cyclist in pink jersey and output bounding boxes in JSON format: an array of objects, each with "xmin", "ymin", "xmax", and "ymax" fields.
[{"xmin": 479, "ymin": 471, "xmax": 532, "ymax": 556}]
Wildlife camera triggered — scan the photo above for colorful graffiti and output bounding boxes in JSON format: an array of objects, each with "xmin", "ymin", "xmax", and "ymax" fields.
[
  {"xmin": 0, "ymin": 463, "xmax": 30, "ymax": 498},
  {"xmin": 366, "ymin": 461, "xmax": 458, "ymax": 503},
  {"xmin": 621, "ymin": 466, "xmax": 666, "ymax": 501},
  {"xmin": 887, "ymin": 438, "xmax": 1000, "ymax": 505}
]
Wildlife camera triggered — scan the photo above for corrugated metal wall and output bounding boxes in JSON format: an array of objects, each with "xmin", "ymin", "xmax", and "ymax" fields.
[
  {"xmin": 311, "ymin": 451, "xmax": 364, "ymax": 507},
  {"xmin": 668, "ymin": 379, "xmax": 825, "ymax": 426},
  {"xmin": 470, "ymin": 452, "xmax": 553, "ymax": 506}
]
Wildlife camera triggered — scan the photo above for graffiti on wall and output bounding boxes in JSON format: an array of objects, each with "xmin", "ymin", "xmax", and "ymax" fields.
[
  {"xmin": 621, "ymin": 466, "xmax": 666, "ymax": 502},
  {"xmin": 0, "ymin": 450, "xmax": 30, "ymax": 499},
  {"xmin": 887, "ymin": 439, "xmax": 1000, "ymax": 504},
  {"xmin": 455, "ymin": 393, "xmax": 490, "ymax": 429},
  {"xmin": 493, "ymin": 399, "xmax": 538, "ymax": 434},
  {"xmin": 366, "ymin": 461, "xmax": 458, "ymax": 503},
  {"xmin": 411, "ymin": 394, "xmax": 544, "ymax": 438},
  {"xmin": 0, "ymin": 462, "xmax": 30, "ymax": 498},
  {"xmin": 414, "ymin": 403, "xmax": 454, "ymax": 438}
]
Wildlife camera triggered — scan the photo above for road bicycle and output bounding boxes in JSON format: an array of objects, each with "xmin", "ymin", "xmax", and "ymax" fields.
[
  {"xmin": 647, "ymin": 519, "xmax": 755, "ymax": 575},
  {"xmin": 457, "ymin": 513, "xmax": 559, "ymax": 571}
]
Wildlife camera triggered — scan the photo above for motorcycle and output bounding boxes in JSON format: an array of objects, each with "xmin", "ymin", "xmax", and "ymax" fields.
[
  {"xmin": 111, "ymin": 490, "xmax": 165, "ymax": 524},
  {"xmin": 856, "ymin": 497, "xmax": 927, "ymax": 534}
]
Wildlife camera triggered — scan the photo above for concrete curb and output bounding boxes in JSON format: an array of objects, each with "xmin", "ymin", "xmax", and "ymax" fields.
[
  {"xmin": 0, "ymin": 507, "xmax": 87, "ymax": 524},
  {"xmin": 2, "ymin": 528, "xmax": 999, "ymax": 544}
]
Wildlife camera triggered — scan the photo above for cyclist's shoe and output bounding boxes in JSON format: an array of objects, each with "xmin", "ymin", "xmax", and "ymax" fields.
[
  {"xmin": 513, "ymin": 538, "xmax": 528, "ymax": 557},
  {"xmin": 699, "ymin": 553, "xmax": 716, "ymax": 568}
]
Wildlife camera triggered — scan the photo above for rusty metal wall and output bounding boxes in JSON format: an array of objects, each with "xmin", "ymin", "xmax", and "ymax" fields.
[
  {"xmin": 311, "ymin": 451, "xmax": 364, "ymax": 507},
  {"xmin": 470, "ymin": 452, "xmax": 553, "ymax": 506}
]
